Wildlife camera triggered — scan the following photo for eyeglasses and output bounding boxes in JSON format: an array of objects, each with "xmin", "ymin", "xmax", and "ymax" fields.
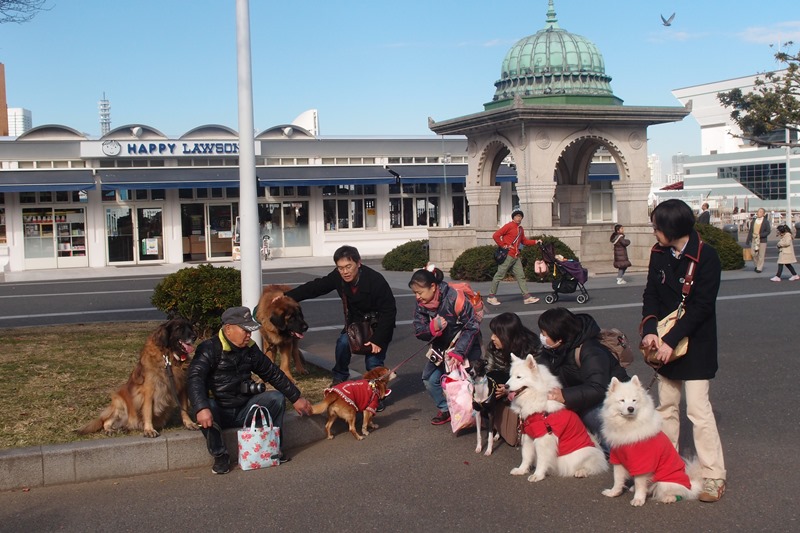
[{"xmin": 336, "ymin": 263, "xmax": 358, "ymax": 273}]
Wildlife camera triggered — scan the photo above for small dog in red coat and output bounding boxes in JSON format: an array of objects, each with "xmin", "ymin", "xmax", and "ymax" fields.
[
  {"xmin": 600, "ymin": 376, "xmax": 702, "ymax": 506},
  {"xmin": 311, "ymin": 367, "xmax": 396, "ymax": 440}
]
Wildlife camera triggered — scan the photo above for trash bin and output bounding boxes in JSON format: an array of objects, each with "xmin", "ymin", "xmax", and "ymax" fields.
[
  {"xmin": 795, "ymin": 221, "xmax": 800, "ymax": 236},
  {"xmin": 722, "ymin": 224, "xmax": 738, "ymax": 241}
]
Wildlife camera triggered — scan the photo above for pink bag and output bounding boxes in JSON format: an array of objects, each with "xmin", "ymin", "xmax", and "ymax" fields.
[
  {"xmin": 441, "ymin": 365, "xmax": 475, "ymax": 434},
  {"xmin": 237, "ymin": 404, "xmax": 281, "ymax": 471}
]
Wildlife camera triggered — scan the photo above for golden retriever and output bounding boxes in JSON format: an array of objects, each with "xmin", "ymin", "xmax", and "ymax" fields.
[
  {"xmin": 255, "ymin": 284, "xmax": 309, "ymax": 381},
  {"xmin": 78, "ymin": 318, "xmax": 198, "ymax": 438},
  {"xmin": 311, "ymin": 366, "xmax": 395, "ymax": 440}
]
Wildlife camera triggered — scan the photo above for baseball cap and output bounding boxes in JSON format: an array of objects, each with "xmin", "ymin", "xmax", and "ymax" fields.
[{"xmin": 221, "ymin": 306, "xmax": 261, "ymax": 332}]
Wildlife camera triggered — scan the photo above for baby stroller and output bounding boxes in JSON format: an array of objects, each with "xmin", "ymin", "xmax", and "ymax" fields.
[{"xmin": 539, "ymin": 242, "xmax": 590, "ymax": 304}]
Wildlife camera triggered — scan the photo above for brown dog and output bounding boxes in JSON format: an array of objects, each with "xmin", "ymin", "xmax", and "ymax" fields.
[
  {"xmin": 255, "ymin": 284, "xmax": 309, "ymax": 382},
  {"xmin": 78, "ymin": 318, "xmax": 199, "ymax": 438},
  {"xmin": 311, "ymin": 367, "xmax": 396, "ymax": 440}
]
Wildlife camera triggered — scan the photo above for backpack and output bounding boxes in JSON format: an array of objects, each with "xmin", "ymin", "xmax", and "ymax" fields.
[
  {"xmin": 449, "ymin": 282, "xmax": 484, "ymax": 323},
  {"xmin": 574, "ymin": 328, "xmax": 634, "ymax": 369}
]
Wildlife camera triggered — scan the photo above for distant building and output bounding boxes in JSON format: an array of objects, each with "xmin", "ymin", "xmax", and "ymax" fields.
[{"xmin": 7, "ymin": 108, "xmax": 32, "ymax": 136}]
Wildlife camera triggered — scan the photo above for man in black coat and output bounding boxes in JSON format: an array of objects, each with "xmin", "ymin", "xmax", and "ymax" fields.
[
  {"xmin": 187, "ymin": 307, "xmax": 313, "ymax": 474},
  {"xmin": 285, "ymin": 245, "xmax": 397, "ymax": 386},
  {"xmin": 641, "ymin": 199, "xmax": 726, "ymax": 502}
]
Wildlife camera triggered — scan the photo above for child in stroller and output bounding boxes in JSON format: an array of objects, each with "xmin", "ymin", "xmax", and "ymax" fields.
[{"xmin": 539, "ymin": 242, "xmax": 589, "ymax": 304}]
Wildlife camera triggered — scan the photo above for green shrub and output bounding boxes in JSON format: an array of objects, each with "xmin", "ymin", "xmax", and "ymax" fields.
[
  {"xmin": 449, "ymin": 236, "xmax": 578, "ymax": 282},
  {"xmin": 450, "ymin": 245, "xmax": 498, "ymax": 281},
  {"xmin": 695, "ymin": 224, "xmax": 745, "ymax": 271},
  {"xmin": 151, "ymin": 264, "xmax": 242, "ymax": 338},
  {"xmin": 382, "ymin": 239, "xmax": 429, "ymax": 271}
]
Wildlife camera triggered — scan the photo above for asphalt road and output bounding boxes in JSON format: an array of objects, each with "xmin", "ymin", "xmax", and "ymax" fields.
[{"xmin": 1, "ymin": 263, "xmax": 799, "ymax": 531}]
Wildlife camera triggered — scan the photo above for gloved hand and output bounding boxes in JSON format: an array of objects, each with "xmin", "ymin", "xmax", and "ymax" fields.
[{"xmin": 431, "ymin": 316, "xmax": 447, "ymax": 332}]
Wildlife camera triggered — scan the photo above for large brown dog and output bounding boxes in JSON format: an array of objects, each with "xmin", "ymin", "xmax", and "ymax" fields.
[
  {"xmin": 78, "ymin": 318, "xmax": 199, "ymax": 438},
  {"xmin": 255, "ymin": 284, "xmax": 309, "ymax": 382},
  {"xmin": 311, "ymin": 367, "xmax": 396, "ymax": 440}
]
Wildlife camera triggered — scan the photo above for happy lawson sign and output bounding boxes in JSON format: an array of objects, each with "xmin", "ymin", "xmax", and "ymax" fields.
[{"xmin": 81, "ymin": 140, "xmax": 261, "ymax": 157}]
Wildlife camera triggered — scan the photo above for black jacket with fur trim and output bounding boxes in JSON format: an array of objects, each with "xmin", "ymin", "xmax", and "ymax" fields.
[
  {"xmin": 537, "ymin": 314, "xmax": 629, "ymax": 416},
  {"xmin": 187, "ymin": 330, "xmax": 301, "ymax": 413},
  {"xmin": 642, "ymin": 230, "xmax": 721, "ymax": 380}
]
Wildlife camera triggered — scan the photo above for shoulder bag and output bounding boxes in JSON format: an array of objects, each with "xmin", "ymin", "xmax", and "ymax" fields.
[
  {"xmin": 343, "ymin": 293, "xmax": 375, "ymax": 355},
  {"xmin": 639, "ymin": 241, "xmax": 703, "ymax": 366}
]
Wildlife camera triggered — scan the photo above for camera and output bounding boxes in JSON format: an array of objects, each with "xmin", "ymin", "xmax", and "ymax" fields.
[
  {"xmin": 240, "ymin": 379, "xmax": 266, "ymax": 395},
  {"xmin": 425, "ymin": 347, "xmax": 444, "ymax": 366}
]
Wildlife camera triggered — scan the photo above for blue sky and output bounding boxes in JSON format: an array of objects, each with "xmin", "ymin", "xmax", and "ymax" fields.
[{"xmin": 2, "ymin": 0, "xmax": 799, "ymax": 175}]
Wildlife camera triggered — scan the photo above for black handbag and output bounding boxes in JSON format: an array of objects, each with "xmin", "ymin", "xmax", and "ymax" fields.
[
  {"xmin": 494, "ymin": 247, "xmax": 509, "ymax": 264},
  {"xmin": 342, "ymin": 293, "xmax": 376, "ymax": 355}
]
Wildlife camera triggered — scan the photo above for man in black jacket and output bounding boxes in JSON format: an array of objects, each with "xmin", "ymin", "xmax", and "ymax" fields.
[
  {"xmin": 285, "ymin": 245, "xmax": 397, "ymax": 386},
  {"xmin": 187, "ymin": 306, "xmax": 313, "ymax": 474}
]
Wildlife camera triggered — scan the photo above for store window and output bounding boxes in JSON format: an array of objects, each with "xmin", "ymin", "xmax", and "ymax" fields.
[
  {"xmin": 23, "ymin": 208, "xmax": 55, "ymax": 259},
  {"xmin": 388, "ymin": 183, "xmax": 440, "ymax": 228},
  {"xmin": 0, "ymin": 193, "xmax": 6, "ymax": 245},
  {"xmin": 588, "ymin": 180, "xmax": 615, "ymax": 222},
  {"xmin": 451, "ymin": 183, "xmax": 470, "ymax": 226},
  {"xmin": 322, "ymin": 185, "xmax": 377, "ymax": 231}
]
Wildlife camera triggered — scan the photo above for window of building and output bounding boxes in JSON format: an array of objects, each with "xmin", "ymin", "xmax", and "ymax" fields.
[
  {"xmin": 718, "ymin": 163, "xmax": 786, "ymax": 200},
  {"xmin": 388, "ymin": 183, "xmax": 440, "ymax": 228},
  {"xmin": 588, "ymin": 180, "xmax": 615, "ymax": 222},
  {"xmin": 0, "ymin": 206, "xmax": 5, "ymax": 245},
  {"xmin": 451, "ymin": 183, "xmax": 469, "ymax": 226},
  {"xmin": 322, "ymin": 184, "xmax": 377, "ymax": 231}
]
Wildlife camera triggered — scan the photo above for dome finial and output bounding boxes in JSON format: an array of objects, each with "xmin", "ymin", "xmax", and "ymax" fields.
[{"xmin": 545, "ymin": 0, "xmax": 560, "ymax": 29}]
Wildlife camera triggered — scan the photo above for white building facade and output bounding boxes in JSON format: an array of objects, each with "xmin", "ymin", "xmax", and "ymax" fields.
[{"xmin": 7, "ymin": 108, "xmax": 32, "ymax": 137}]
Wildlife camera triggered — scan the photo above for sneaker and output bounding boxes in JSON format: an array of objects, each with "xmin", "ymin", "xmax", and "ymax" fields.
[
  {"xmin": 431, "ymin": 410, "xmax": 451, "ymax": 425},
  {"xmin": 755, "ymin": 269, "xmax": 762, "ymax": 273},
  {"xmin": 376, "ymin": 400, "xmax": 386, "ymax": 412},
  {"xmin": 212, "ymin": 453, "xmax": 230, "ymax": 475},
  {"xmin": 486, "ymin": 296, "xmax": 501, "ymax": 306},
  {"xmin": 698, "ymin": 478, "xmax": 726, "ymax": 503},
  {"xmin": 770, "ymin": 276, "xmax": 781, "ymax": 282},
  {"xmin": 616, "ymin": 278, "xmax": 627, "ymax": 285},
  {"xmin": 522, "ymin": 295, "xmax": 540, "ymax": 304},
  {"xmin": 790, "ymin": 275, "xmax": 800, "ymax": 281}
]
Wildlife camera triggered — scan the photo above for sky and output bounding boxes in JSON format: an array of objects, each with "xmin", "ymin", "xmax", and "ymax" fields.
[{"xmin": 2, "ymin": 0, "xmax": 800, "ymax": 176}]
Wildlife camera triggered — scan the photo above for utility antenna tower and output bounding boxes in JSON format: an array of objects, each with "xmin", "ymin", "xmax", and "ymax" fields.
[{"xmin": 99, "ymin": 92, "xmax": 111, "ymax": 135}]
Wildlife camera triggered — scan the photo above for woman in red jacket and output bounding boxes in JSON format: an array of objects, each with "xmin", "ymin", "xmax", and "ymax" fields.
[{"xmin": 487, "ymin": 209, "xmax": 540, "ymax": 305}]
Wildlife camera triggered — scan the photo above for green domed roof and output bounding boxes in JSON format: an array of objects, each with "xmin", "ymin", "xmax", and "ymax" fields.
[{"xmin": 488, "ymin": 0, "xmax": 621, "ymax": 108}]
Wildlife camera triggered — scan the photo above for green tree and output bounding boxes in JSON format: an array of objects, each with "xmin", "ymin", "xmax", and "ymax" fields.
[
  {"xmin": 0, "ymin": 0, "xmax": 48, "ymax": 24},
  {"xmin": 717, "ymin": 44, "xmax": 800, "ymax": 147}
]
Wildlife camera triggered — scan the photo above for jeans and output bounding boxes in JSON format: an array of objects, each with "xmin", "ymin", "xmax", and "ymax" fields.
[
  {"xmin": 580, "ymin": 405, "xmax": 609, "ymax": 456},
  {"xmin": 200, "ymin": 390, "xmax": 286, "ymax": 458},
  {"xmin": 489, "ymin": 254, "xmax": 529, "ymax": 296},
  {"xmin": 333, "ymin": 332, "xmax": 387, "ymax": 382}
]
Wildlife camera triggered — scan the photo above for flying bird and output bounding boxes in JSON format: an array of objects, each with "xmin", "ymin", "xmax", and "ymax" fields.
[{"xmin": 661, "ymin": 12, "xmax": 675, "ymax": 27}]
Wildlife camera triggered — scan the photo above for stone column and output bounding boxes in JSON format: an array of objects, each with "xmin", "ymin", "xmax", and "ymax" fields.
[
  {"xmin": 555, "ymin": 183, "xmax": 590, "ymax": 226},
  {"xmin": 516, "ymin": 181, "xmax": 556, "ymax": 228},
  {"xmin": 614, "ymin": 181, "xmax": 652, "ymax": 225},
  {"xmin": 465, "ymin": 184, "xmax": 501, "ymax": 228}
]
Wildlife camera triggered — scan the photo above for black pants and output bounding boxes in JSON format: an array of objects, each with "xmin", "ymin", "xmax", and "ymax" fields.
[
  {"xmin": 776, "ymin": 264, "xmax": 797, "ymax": 277},
  {"xmin": 200, "ymin": 391, "xmax": 286, "ymax": 458}
]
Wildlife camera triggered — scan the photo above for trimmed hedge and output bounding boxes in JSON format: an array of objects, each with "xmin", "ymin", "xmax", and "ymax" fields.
[
  {"xmin": 382, "ymin": 239, "xmax": 429, "ymax": 271},
  {"xmin": 450, "ymin": 235, "xmax": 578, "ymax": 282},
  {"xmin": 151, "ymin": 263, "xmax": 242, "ymax": 338},
  {"xmin": 695, "ymin": 224, "xmax": 745, "ymax": 271}
]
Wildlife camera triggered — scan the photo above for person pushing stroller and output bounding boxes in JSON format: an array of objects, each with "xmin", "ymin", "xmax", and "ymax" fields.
[{"xmin": 487, "ymin": 208, "xmax": 541, "ymax": 306}]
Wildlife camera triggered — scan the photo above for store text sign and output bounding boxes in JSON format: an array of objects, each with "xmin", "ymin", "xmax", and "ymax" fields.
[{"xmin": 81, "ymin": 140, "xmax": 259, "ymax": 158}]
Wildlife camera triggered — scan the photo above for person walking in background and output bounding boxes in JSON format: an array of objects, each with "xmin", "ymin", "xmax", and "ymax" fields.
[
  {"xmin": 641, "ymin": 199, "xmax": 727, "ymax": 503},
  {"xmin": 610, "ymin": 224, "xmax": 631, "ymax": 285},
  {"xmin": 770, "ymin": 224, "xmax": 799, "ymax": 282},
  {"xmin": 486, "ymin": 208, "xmax": 541, "ymax": 306},
  {"xmin": 746, "ymin": 208, "xmax": 771, "ymax": 273},
  {"xmin": 697, "ymin": 202, "xmax": 711, "ymax": 225}
]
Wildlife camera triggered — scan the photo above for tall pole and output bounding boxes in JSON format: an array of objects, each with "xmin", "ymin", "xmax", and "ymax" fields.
[
  {"xmin": 235, "ymin": 0, "xmax": 261, "ymax": 331},
  {"xmin": 787, "ymin": 127, "xmax": 793, "ymax": 224}
]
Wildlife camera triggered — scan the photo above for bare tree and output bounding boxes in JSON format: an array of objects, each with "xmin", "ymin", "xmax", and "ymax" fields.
[
  {"xmin": 718, "ymin": 43, "xmax": 800, "ymax": 148},
  {"xmin": 0, "ymin": 0, "xmax": 49, "ymax": 24}
]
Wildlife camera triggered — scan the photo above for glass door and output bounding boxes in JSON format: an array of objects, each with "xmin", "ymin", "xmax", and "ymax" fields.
[
  {"xmin": 181, "ymin": 204, "xmax": 206, "ymax": 261},
  {"xmin": 23, "ymin": 207, "xmax": 56, "ymax": 269},
  {"xmin": 208, "ymin": 204, "xmax": 233, "ymax": 258},
  {"xmin": 138, "ymin": 207, "xmax": 164, "ymax": 261},
  {"xmin": 56, "ymin": 208, "xmax": 88, "ymax": 268},
  {"xmin": 106, "ymin": 207, "xmax": 135, "ymax": 263}
]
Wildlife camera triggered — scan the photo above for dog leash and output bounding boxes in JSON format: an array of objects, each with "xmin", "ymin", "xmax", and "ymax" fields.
[{"xmin": 374, "ymin": 341, "xmax": 434, "ymax": 382}]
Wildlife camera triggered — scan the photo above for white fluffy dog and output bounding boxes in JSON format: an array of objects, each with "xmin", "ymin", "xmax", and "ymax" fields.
[
  {"xmin": 600, "ymin": 376, "xmax": 702, "ymax": 506},
  {"xmin": 506, "ymin": 354, "xmax": 607, "ymax": 482}
]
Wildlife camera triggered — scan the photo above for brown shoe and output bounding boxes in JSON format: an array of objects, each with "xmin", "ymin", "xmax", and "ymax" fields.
[{"xmin": 698, "ymin": 478, "xmax": 726, "ymax": 502}]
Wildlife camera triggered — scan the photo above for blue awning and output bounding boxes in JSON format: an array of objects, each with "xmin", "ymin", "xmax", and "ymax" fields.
[
  {"xmin": 99, "ymin": 168, "xmax": 243, "ymax": 190},
  {"xmin": 0, "ymin": 170, "xmax": 96, "ymax": 192}
]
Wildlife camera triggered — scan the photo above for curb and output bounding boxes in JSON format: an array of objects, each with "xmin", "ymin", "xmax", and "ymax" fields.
[{"xmin": 0, "ymin": 351, "xmax": 348, "ymax": 492}]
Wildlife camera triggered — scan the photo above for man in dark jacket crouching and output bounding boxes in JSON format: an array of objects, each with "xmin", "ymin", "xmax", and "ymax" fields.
[{"xmin": 187, "ymin": 306, "xmax": 313, "ymax": 474}]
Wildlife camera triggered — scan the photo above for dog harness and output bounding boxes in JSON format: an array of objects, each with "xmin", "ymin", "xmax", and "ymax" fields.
[
  {"xmin": 609, "ymin": 431, "xmax": 691, "ymax": 489},
  {"xmin": 521, "ymin": 409, "xmax": 596, "ymax": 456},
  {"xmin": 324, "ymin": 379, "xmax": 382, "ymax": 414}
]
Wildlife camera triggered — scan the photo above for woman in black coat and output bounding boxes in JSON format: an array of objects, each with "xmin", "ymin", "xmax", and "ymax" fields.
[
  {"xmin": 641, "ymin": 199, "xmax": 726, "ymax": 502},
  {"xmin": 610, "ymin": 224, "xmax": 631, "ymax": 285},
  {"xmin": 536, "ymin": 307, "xmax": 628, "ymax": 451}
]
